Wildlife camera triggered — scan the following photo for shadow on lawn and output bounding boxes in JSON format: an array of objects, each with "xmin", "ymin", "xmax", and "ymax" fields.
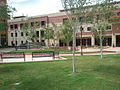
[
  {"xmin": 0, "ymin": 65, "xmax": 25, "ymax": 74},
  {"xmin": 94, "ymin": 65, "xmax": 120, "ymax": 75}
]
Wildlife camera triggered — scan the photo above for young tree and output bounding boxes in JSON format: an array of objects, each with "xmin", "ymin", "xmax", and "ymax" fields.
[
  {"xmin": 90, "ymin": 0, "xmax": 117, "ymax": 59},
  {"xmin": 61, "ymin": 0, "xmax": 90, "ymax": 73},
  {"xmin": 21, "ymin": 18, "xmax": 39, "ymax": 48},
  {"xmin": 43, "ymin": 27, "xmax": 54, "ymax": 47},
  {"xmin": 51, "ymin": 23, "xmax": 61, "ymax": 47},
  {"xmin": 60, "ymin": 21, "xmax": 72, "ymax": 48}
]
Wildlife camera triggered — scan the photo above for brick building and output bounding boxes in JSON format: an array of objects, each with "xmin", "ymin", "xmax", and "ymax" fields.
[{"xmin": 7, "ymin": 1, "xmax": 120, "ymax": 47}]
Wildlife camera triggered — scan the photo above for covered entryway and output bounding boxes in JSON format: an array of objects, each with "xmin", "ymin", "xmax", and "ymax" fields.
[{"xmin": 116, "ymin": 35, "xmax": 120, "ymax": 47}]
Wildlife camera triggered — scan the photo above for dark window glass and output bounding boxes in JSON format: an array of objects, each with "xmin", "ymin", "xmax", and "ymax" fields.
[
  {"xmin": 117, "ymin": 12, "xmax": 120, "ymax": 16},
  {"xmin": 15, "ymin": 32, "xmax": 17, "ymax": 37},
  {"xmin": 15, "ymin": 41, "xmax": 17, "ymax": 45},
  {"xmin": 41, "ymin": 31, "xmax": 44, "ymax": 37},
  {"xmin": 21, "ymin": 41, "xmax": 23, "ymax": 44},
  {"xmin": 20, "ymin": 23, "xmax": 23, "ymax": 29},
  {"xmin": 10, "ymin": 25, "xmax": 14, "ymax": 29},
  {"xmin": 11, "ymin": 33, "xmax": 13, "ymax": 37},
  {"xmin": 63, "ymin": 18, "xmax": 68, "ymax": 24},
  {"xmin": 14, "ymin": 24, "xmax": 18, "ymax": 29},
  {"xmin": 106, "ymin": 25, "xmax": 112, "ymax": 30},
  {"xmin": 31, "ymin": 22, "xmax": 34, "ymax": 27},
  {"xmin": 36, "ymin": 31, "xmax": 39, "ymax": 37},
  {"xmin": 87, "ymin": 27, "xmax": 91, "ymax": 31},
  {"xmin": 41, "ymin": 21, "xmax": 46, "ymax": 26},
  {"xmin": 21, "ymin": 32, "xmax": 24, "ymax": 36}
]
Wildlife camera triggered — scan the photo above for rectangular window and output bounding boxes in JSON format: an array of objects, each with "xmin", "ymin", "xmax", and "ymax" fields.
[
  {"xmin": 36, "ymin": 31, "xmax": 39, "ymax": 37},
  {"xmin": 15, "ymin": 41, "xmax": 17, "ymax": 45},
  {"xmin": 21, "ymin": 41, "xmax": 23, "ymax": 44},
  {"xmin": 106, "ymin": 25, "xmax": 112, "ymax": 30},
  {"xmin": 20, "ymin": 23, "xmax": 23, "ymax": 29},
  {"xmin": 21, "ymin": 32, "xmax": 24, "ymax": 36},
  {"xmin": 31, "ymin": 22, "xmax": 34, "ymax": 27},
  {"xmin": 11, "ymin": 41, "xmax": 14, "ymax": 46},
  {"xmin": 41, "ymin": 21, "xmax": 46, "ymax": 26},
  {"xmin": 15, "ymin": 32, "xmax": 17, "ymax": 37},
  {"xmin": 87, "ymin": 27, "xmax": 91, "ymax": 31},
  {"xmin": 41, "ymin": 31, "xmax": 44, "ymax": 37},
  {"xmin": 117, "ymin": 12, "xmax": 120, "ymax": 16},
  {"xmin": 10, "ymin": 25, "xmax": 14, "ymax": 29},
  {"xmin": 63, "ymin": 18, "xmax": 68, "ymax": 24},
  {"xmin": 26, "ymin": 33, "xmax": 28, "ymax": 36},
  {"xmin": 11, "ymin": 33, "xmax": 13, "ymax": 37},
  {"xmin": 14, "ymin": 24, "xmax": 18, "ymax": 29}
]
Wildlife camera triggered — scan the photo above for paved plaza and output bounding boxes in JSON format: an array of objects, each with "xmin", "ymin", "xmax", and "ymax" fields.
[{"xmin": 0, "ymin": 47, "xmax": 120, "ymax": 63}]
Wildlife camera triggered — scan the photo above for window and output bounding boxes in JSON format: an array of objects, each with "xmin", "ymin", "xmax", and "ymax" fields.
[
  {"xmin": 20, "ymin": 23, "xmax": 23, "ymax": 29},
  {"xmin": 36, "ymin": 31, "xmax": 39, "ymax": 37},
  {"xmin": 87, "ymin": 27, "xmax": 91, "ymax": 31},
  {"xmin": 10, "ymin": 25, "xmax": 14, "ymax": 29},
  {"xmin": 21, "ymin": 41, "xmax": 23, "ymax": 44},
  {"xmin": 106, "ymin": 25, "xmax": 112, "ymax": 30},
  {"xmin": 14, "ymin": 24, "xmax": 18, "ymax": 29},
  {"xmin": 31, "ymin": 22, "xmax": 34, "ymax": 27},
  {"xmin": 26, "ymin": 32, "xmax": 28, "ymax": 36},
  {"xmin": 35, "ymin": 22, "xmax": 40, "ymax": 26},
  {"xmin": 63, "ymin": 18, "xmax": 68, "ymax": 24},
  {"xmin": 21, "ymin": 32, "xmax": 24, "ymax": 36},
  {"xmin": 11, "ymin": 41, "xmax": 14, "ymax": 46},
  {"xmin": 11, "ymin": 33, "xmax": 13, "ymax": 37},
  {"xmin": 15, "ymin": 32, "xmax": 17, "ymax": 37},
  {"xmin": 41, "ymin": 31, "xmax": 44, "ymax": 37},
  {"xmin": 117, "ymin": 12, "xmax": 120, "ymax": 16},
  {"xmin": 37, "ymin": 40, "xmax": 39, "ymax": 42},
  {"xmin": 15, "ymin": 41, "xmax": 17, "ymax": 45},
  {"xmin": 41, "ymin": 21, "xmax": 46, "ymax": 26}
]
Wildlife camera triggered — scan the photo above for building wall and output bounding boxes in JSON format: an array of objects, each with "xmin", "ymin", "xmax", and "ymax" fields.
[{"xmin": 7, "ymin": 3, "xmax": 120, "ymax": 47}]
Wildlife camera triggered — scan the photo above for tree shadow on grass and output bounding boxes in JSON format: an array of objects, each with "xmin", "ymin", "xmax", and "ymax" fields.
[{"xmin": 0, "ymin": 65, "xmax": 25, "ymax": 74}]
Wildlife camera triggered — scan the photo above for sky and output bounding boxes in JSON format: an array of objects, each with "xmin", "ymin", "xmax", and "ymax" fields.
[
  {"xmin": 8, "ymin": 0, "xmax": 120, "ymax": 17},
  {"xmin": 8, "ymin": 0, "xmax": 63, "ymax": 16}
]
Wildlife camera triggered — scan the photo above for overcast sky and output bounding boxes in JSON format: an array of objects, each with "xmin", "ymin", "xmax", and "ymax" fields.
[{"xmin": 8, "ymin": 0, "xmax": 120, "ymax": 17}]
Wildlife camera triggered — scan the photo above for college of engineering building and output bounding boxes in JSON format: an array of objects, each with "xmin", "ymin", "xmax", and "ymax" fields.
[{"xmin": 7, "ymin": 1, "xmax": 120, "ymax": 47}]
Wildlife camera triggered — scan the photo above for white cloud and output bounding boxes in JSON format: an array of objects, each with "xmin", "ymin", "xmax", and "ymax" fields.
[
  {"xmin": 8, "ymin": 0, "xmax": 28, "ymax": 3},
  {"xmin": 8, "ymin": 0, "xmax": 63, "ymax": 16}
]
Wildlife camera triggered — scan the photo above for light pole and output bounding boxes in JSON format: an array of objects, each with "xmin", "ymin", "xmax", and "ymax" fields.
[{"xmin": 80, "ymin": 26, "xmax": 83, "ymax": 56}]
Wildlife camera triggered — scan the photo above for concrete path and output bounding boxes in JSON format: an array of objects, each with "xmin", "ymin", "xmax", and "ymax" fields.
[{"xmin": 0, "ymin": 47, "xmax": 120, "ymax": 63}]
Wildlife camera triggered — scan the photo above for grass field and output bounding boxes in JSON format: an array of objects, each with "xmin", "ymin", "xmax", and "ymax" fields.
[{"xmin": 0, "ymin": 54, "xmax": 120, "ymax": 90}]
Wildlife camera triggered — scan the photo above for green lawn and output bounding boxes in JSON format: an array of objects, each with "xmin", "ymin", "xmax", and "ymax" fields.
[{"xmin": 0, "ymin": 54, "xmax": 120, "ymax": 90}]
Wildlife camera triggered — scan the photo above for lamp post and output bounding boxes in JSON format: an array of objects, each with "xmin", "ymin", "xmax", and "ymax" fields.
[{"xmin": 80, "ymin": 26, "xmax": 83, "ymax": 56}]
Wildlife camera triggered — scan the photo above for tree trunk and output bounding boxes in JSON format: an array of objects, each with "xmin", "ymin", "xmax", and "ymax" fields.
[{"xmin": 100, "ymin": 36, "xmax": 103, "ymax": 59}]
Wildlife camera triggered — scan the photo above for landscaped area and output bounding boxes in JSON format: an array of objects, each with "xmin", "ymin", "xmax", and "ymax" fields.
[{"xmin": 0, "ymin": 54, "xmax": 120, "ymax": 90}]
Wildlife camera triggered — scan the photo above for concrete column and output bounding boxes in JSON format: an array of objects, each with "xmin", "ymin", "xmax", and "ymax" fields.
[
  {"xmin": 39, "ymin": 30, "xmax": 41, "ymax": 42},
  {"xmin": 91, "ymin": 36, "xmax": 95, "ymax": 46},
  {"xmin": 112, "ymin": 34, "xmax": 116, "ymax": 47}
]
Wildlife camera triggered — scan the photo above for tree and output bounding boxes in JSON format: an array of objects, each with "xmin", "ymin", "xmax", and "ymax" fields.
[
  {"xmin": 0, "ymin": 1, "xmax": 16, "ymax": 46},
  {"xmin": 90, "ymin": 0, "xmax": 117, "ymax": 59},
  {"xmin": 60, "ymin": 21, "xmax": 72, "ymax": 48},
  {"xmin": 51, "ymin": 23, "xmax": 61, "ymax": 47},
  {"xmin": 61, "ymin": 0, "xmax": 90, "ymax": 73},
  {"xmin": 21, "ymin": 18, "xmax": 39, "ymax": 47},
  {"xmin": 43, "ymin": 27, "xmax": 54, "ymax": 47}
]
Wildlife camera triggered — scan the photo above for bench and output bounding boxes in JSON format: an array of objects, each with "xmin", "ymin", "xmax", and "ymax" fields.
[
  {"xmin": 0, "ymin": 52, "xmax": 25, "ymax": 62},
  {"xmin": 32, "ymin": 51, "xmax": 55, "ymax": 60}
]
